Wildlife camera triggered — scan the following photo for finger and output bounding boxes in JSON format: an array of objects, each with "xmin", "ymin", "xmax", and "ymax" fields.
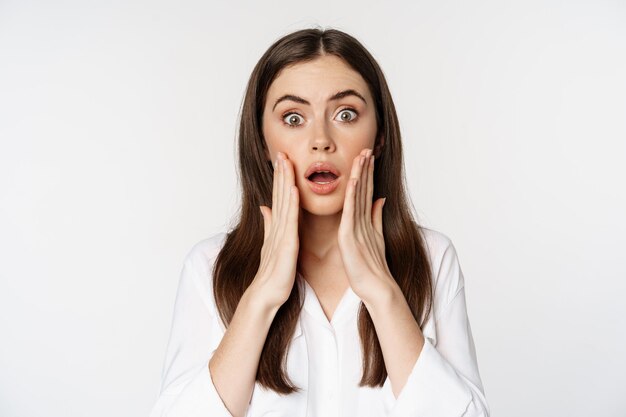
[
  {"xmin": 356, "ymin": 148, "xmax": 369, "ymax": 221},
  {"xmin": 281, "ymin": 154, "xmax": 299, "ymax": 249},
  {"xmin": 260, "ymin": 205, "xmax": 271, "ymax": 241},
  {"xmin": 280, "ymin": 154, "xmax": 295, "ymax": 240},
  {"xmin": 341, "ymin": 155, "xmax": 362, "ymax": 235},
  {"xmin": 372, "ymin": 198, "xmax": 385, "ymax": 236},
  {"xmin": 276, "ymin": 152, "xmax": 284, "ymax": 221},
  {"xmin": 365, "ymin": 154, "xmax": 374, "ymax": 226},
  {"xmin": 352, "ymin": 154, "xmax": 364, "ymax": 225},
  {"xmin": 282, "ymin": 155, "xmax": 295, "ymax": 219},
  {"xmin": 358, "ymin": 153, "xmax": 368, "ymax": 228},
  {"xmin": 287, "ymin": 184, "xmax": 299, "ymax": 241},
  {"xmin": 340, "ymin": 177, "xmax": 358, "ymax": 237},
  {"xmin": 272, "ymin": 156, "xmax": 278, "ymax": 223},
  {"xmin": 348, "ymin": 153, "xmax": 362, "ymax": 182}
]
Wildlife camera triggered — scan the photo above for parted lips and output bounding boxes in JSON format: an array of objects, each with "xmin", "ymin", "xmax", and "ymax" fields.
[{"xmin": 304, "ymin": 161, "xmax": 340, "ymax": 180}]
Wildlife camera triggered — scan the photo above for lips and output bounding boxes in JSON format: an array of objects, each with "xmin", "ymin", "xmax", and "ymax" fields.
[
  {"xmin": 304, "ymin": 161, "xmax": 341, "ymax": 195},
  {"xmin": 304, "ymin": 161, "xmax": 341, "ymax": 180}
]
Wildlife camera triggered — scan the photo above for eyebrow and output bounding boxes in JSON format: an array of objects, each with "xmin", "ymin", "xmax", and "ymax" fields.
[{"xmin": 272, "ymin": 89, "xmax": 367, "ymax": 111}]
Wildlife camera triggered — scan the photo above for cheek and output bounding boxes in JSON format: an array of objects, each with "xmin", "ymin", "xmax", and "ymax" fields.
[
  {"xmin": 363, "ymin": 118, "xmax": 379, "ymax": 147},
  {"xmin": 262, "ymin": 123, "xmax": 284, "ymax": 156},
  {"xmin": 263, "ymin": 127, "xmax": 301, "ymax": 167},
  {"xmin": 345, "ymin": 128, "xmax": 376, "ymax": 155},
  {"xmin": 346, "ymin": 116, "xmax": 376, "ymax": 141}
]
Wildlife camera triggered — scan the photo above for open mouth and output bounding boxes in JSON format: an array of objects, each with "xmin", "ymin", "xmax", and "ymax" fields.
[
  {"xmin": 307, "ymin": 171, "xmax": 338, "ymax": 184},
  {"xmin": 306, "ymin": 171, "xmax": 340, "ymax": 195}
]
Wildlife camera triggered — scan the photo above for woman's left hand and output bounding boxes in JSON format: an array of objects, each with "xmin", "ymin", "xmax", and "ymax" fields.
[{"xmin": 338, "ymin": 148, "xmax": 396, "ymax": 305}]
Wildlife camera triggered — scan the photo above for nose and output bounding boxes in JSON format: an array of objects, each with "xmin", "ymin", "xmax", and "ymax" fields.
[{"xmin": 310, "ymin": 121, "xmax": 335, "ymax": 152}]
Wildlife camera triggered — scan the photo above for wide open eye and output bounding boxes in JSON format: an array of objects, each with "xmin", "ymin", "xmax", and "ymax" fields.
[
  {"xmin": 335, "ymin": 108, "xmax": 358, "ymax": 123},
  {"xmin": 283, "ymin": 112, "xmax": 304, "ymax": 127}
]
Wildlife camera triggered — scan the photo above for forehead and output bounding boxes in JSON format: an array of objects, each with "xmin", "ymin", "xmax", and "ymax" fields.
[{"xmin": 267, "ymin": 55, "xmax": 371, "ymax": 102}]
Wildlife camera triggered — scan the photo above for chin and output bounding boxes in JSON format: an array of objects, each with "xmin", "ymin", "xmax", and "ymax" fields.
[{"xmin": 301, "ymin": 197, "xmax": 344, "ymax": 217}]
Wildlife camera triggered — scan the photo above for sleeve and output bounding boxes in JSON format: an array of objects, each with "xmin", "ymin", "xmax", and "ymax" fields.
[
  {"xmin": 148, "ymin": 246, "xmax": 234, "ymax": 417},
  {"xmin": 387, "ymin": 241, "xmax": 491, "ymax": 417}
]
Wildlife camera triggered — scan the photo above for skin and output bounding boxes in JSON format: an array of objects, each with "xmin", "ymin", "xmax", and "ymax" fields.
[
  {"xmin": 260, "ymin": 54, "xmax": 426, "ymax": 398},
  {"xmin": 210, "ymin": 54, "xmax": 427, "ymax": 417},
  {"xmin": 262, "ymin": 54, "xmax": 379, "ymax": 264}
]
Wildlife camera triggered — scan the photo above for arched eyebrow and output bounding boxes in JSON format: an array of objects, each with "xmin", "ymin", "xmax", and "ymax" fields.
[{"xmin": 272, "ymin": 89, "xmax": 367, "ymax": 111}]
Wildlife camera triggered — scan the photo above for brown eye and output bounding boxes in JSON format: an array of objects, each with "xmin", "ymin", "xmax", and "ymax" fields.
[{"xmin": 283, "ymin": 113, "xmax": 304, "ymax": 127}]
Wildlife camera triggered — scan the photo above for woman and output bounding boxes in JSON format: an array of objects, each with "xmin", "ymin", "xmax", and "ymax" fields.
[{"xmin": 150, "ymin": 28, "xmax": 490, "ymax": 417}]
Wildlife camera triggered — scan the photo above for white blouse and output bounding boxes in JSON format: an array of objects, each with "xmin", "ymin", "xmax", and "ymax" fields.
[{"xmin": 149, "ymin": 227, "xmax": 490, "ymax": 417}]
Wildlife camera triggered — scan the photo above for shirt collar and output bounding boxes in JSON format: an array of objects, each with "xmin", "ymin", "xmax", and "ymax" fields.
[{"xmin": 296, "ymin": 271, "xmax": 362, "ymax": 332}]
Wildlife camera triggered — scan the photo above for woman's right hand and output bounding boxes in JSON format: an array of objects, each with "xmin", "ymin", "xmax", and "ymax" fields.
[{"xmin": 254, "ymin": 151, "xmax": 300, "ymax": 310}]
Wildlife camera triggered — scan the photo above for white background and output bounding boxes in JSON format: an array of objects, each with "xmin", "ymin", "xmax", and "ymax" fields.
[{"xmin": 1, "ymin": 1, "xmax": 625, "ymax": 416}]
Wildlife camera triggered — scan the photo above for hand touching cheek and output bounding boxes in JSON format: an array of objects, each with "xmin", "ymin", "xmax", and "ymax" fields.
[{"xmin": 337, "ymin": 148, "xmax": 395, "ymax": 304}]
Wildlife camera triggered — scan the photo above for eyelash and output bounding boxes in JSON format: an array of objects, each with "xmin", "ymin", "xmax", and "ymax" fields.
[{"xmin": 281, "ymin": 108, "xmax": 359, "ymax": 128}]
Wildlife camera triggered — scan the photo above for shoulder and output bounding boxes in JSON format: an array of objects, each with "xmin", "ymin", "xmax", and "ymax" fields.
[
  {"xmin": 419, "ymin": 226, "xmax": 466, "ymax": 310},
  {"xmin": 183, "ymin": 231, "xmax": 229, "ymax": 276},
  {"xmin": 180, "ymin": 231, "xmax": 229, "ymax": 314}
]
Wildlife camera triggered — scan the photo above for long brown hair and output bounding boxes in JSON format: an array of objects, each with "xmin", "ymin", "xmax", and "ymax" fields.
[{"xmin": 211, "ymin": 27, "xmax": 433, "ymax": 394}]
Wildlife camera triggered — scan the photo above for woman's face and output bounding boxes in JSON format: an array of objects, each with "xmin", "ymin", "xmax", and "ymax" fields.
[{"xmin": 261, "ymin": 54, "xmax": 378, "ymax": 216}]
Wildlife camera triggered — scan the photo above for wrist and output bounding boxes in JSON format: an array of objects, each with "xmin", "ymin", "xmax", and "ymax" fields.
[
  {"xmin": 243, "ymin": 281, "xmax": 282, "ymax": 317},
  {"xmin": 362, "ymin": 279, "xmax": 402, "ymax": 315}
]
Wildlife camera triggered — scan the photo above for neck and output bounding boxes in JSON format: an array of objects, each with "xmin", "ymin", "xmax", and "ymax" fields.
[{"xmin": 298, "ymin": 208, "xmax": 342, "ymax": 263}]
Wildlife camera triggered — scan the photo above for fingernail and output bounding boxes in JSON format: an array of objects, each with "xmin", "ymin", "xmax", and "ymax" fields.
[{"xmin": 383, "ymin": 197, "xmax": 387, "ymax": 207}]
